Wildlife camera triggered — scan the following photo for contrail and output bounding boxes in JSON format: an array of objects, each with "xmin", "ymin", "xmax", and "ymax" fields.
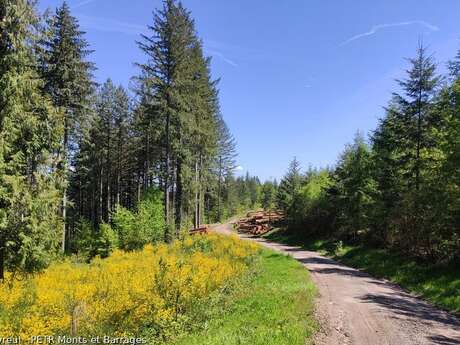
[{"xmin": 340, "ymin": 21, "xmax": 439, "ymax": 46}]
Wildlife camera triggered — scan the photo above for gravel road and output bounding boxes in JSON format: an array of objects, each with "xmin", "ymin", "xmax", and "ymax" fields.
[{"xmin": 212, "ymin": 223, "xmax": 460, "ymax": 345}]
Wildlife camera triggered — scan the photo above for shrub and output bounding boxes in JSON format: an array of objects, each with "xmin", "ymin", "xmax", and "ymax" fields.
[
  {"xmin": 72, "ymin": 217, "xmax": 97, "ymax": 259},
  {"xmin": 113, "ymin": 188, "xmax": 165, "ymax": 250},
  {"xmin": 0, "ymin": 234, "xmax": 259, "ymax": 342},
  {"xmin": 95, "ymin": 223, "xmax": 119, "ymax": 258}
]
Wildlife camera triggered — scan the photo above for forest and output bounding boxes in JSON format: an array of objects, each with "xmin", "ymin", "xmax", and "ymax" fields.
[
  {"xmin": 0, "ymin": 0, "xmax": 270, "ymax": 278},
  {"xmin": 276, "ymin": 43, "xmax": 460, "ymax": 263},
  {"xmin": 1, "ymin": 0, "xmax": 460, "ymax": 343}
]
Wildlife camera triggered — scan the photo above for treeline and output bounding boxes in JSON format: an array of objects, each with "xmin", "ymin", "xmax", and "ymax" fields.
[
  {"xmin": 279, "ymin": 44, "xmax": 460, "ymax": 263},
  {"xmin": 0, "ymin": 0, "xmax": 256, "ymax": 277}
]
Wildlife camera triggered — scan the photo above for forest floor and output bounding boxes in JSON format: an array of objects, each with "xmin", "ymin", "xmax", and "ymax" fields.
[{"xmin": 212, "ymin": 223, "xmax": 460, "ymax": 345}]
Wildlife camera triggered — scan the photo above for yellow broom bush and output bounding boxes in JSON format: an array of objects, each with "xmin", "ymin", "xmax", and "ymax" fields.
[{"xmin": 0, "ymin": 233, "xmax": 259, "ymax": 342}]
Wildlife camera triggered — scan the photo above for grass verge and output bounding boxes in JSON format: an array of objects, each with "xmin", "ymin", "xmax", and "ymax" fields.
[
  {"xmin": 175, "ymin": 249, "xmax": 317, "ymax": 345},
  {"xmin": 264, "ymin": 227, "xmax": 460, "ymax": 314}
]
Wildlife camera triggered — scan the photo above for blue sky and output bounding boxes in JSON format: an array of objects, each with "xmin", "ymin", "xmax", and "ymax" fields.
[{"xmin": 38, "ymin": 0, "xmax": 460, "ymax": 181}]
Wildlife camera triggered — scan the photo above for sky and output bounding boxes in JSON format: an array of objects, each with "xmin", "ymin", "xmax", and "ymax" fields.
[{"xmin": 38, "ymin": 0, "xmax": 460, "ymax": 181}]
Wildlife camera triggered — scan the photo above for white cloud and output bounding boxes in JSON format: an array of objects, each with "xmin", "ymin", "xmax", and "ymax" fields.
[
  {"xmin": 340, "ymin": 21, "xmax": 440, "ymax": 46},
  {"xmin": 234, "ymin": 165, "xmax": 244, "ymax": 171}
]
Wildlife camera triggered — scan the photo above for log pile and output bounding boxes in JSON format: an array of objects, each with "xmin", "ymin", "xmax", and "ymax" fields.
[
  {"xmin": 189, "ymin": 225, "xmax": 208, "ymax": 235},
  {"xmin": 236, "ymin": 210, "xmax": 284, "ymax": 236}
]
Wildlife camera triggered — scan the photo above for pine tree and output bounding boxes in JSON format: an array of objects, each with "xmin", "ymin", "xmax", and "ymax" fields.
[
  {"xmin": 215, "ymin": 115, "xmax": 237, "ymax": 221},
  {"xmin": 448, "ymin": 47, "xmax": 460, "ymax": 79},
  {"xmin": 0, "ymin": 0, "xmax": 63, "ymax": 279},
  {"xmin": 137, "ymin": 0, "xmax": 222, "ymax": 234},
  {"xmin": 70, "ymin": 80, "xmax": 132, "ymax": 229},
  {"xmin": 369, "ymin": 44, "xmax": 443, "ymax": 253},
  {"xmin": 137, "ymin": 0, "xmax": 197, "ymax": 236},
  {"xmin": 261, "ymin": 181, "xmax": 277, "ymax": 211},
  {"xmin": 39, "ymin": 1, "xmax": 94, "ymax": 251},
  {"xmin": 333, "ymin": 133, "xmax": 376, "ymax": 241},
  {"xmin": 277, "ymin": 157, "xmax": 302, "ymax": 211},
  {"xmin": 394, "ymin": 43, "xmax": 441, "ymax": 194}
]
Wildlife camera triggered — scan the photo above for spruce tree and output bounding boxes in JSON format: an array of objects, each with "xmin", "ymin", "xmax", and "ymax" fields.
[
  {"xmin": 70, "ymin": 80, "xmax": 132, "ymax": 228},
  {"xmin": 333, "ymin": 133, "xmax": 376, "ymax": 240},
  {"xmin": 39, "ymin": 1, "xmax": 94, "ymax": 251},
  {"xmin": 137, "ymin": 0, "xmax": 196, "ymax": 236},
  {"xmin": 370, "ymin": 44, "xmax": 442, "ymax": 253},
  {"xmin": 215, "ymin": 115, "xmax": 237, "ymax": 221},
  {"xmin": 277, "ymin": 157, "xmax": 302, "ymax": 211},
  {"xmin": 261, "ymin": 181, "xmax": 277, "ymax": 211},
  {"xmin": 137, "ymin": 0, "xmax": 221, "ymax": 234},
  {"xmin": 0, "ymin": 0, "xmax": 63, "ymax": 279},
  {"xmin": 393, "ymin": 43, "xmax": 441, "ymax": 194}
]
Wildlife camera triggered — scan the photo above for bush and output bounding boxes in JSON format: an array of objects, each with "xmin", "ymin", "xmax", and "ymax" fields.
[
  {"xmin": 73, "ymin": 217, "xmax": 96, "ymax": 259},
  {"xmin": 73, "ymin": 219, "xmax": 119, "ymax": 260},
  {"xmin": 288, "ymin": 170, "xmax": 332, "ymax": 233},
  {"xmin": 0, "ymin": 234, "xmax": 259, "ymax": 341},
  {"xmin": 95, "ymin": 223, "xmax": 119, "ymax": 258},
  {"xmin": 137, "ymin": 188, "xmax": 165, "ymax": 243},
  {"xmin": 113, "ymin": 188, "xmax": 165, "ymax": 251}
]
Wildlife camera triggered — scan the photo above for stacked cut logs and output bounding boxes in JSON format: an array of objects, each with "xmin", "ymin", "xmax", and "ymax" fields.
[
  {"xmin": 236, "ymin": 210, "xmax": 284, "ymax": 236},
  {"xmin": 189, "ymin": 225, "xmax": 208, "ymax": 235}
]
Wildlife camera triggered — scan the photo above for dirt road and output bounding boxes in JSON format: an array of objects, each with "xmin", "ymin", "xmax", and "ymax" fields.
[{"xmin": 212, "ymin": 223, "xmax": 460, "ymax": 345}]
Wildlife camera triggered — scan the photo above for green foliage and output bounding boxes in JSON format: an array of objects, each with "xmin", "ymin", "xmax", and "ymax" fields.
[
  {"xmin": 113, "ymin": 188, "xmax": 165, "ymax": 251},
  {"xmin": 137, "ymin": 188, "xmax": 165, "ymax": 243},
  {"xmin": 39, "ymin": 1, "xmax": 94, "ymax": 141},
  {"xmin": 38, "ymin": 0, "xmax": 95, "ymax": 252},
  {"xmin": 73, "ymin": 219, "xmax": 118, "ymax": 260},
  {"xmin": 95, "ymin": 223, "xmax": 119, "ymax": 258},
  {"xmin": 260, "ymin": 181, "xmax": 277, "ymax": 211},
  {"xmin": 282, "ymin": 44, "xmax": 460, "ymax": 263},
  {"xmin": 289, "ymin": 170, "xmax": 332, "ymax": 232},
  {"xmin": 0, "ymin": 0, "xmax": 63, "ymax": 277},
  {"xmin": 112, "ymin": 206, "xmax": 139, "ymax": 251},
  {"xmin": 332, "ymin": 133, "xmax": 376, "ymax": 240},
  {"xmin": 175, "ymin": 250, "xmax": 317, "ymax": 345},
  {"xmin": 73, "ymin": 217, "xmax": 96, "ymax": 258},
  {"xmin": 71, "ymin": 79, "xmax": 132, "ymax": 226},
  {"xmin": 277, "ymin": 157, "xmax": 302, "ymax": 211}
]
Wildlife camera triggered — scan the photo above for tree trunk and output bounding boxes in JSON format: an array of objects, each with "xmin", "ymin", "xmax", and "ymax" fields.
[
  {"xmin": 62, "ymin": 190, "xmax": 67, "ymax": 252},
  {"xmin": 194, "ymin": 159, "xmax": 199, "ymax": 228},
  {"xmin": 199, "ymin": 154, "xmax": 204, "ymax": 225},
  {"xmin": 116, "ymin": 134, "xmax": 121, "ymax": 207},
  {"xmin": 164, "ymin": 111, "xmax": 171, "ymax": 239},
  {"xmin": 61, "ymin": 123, "xmax": 68, "ymax": 252},
  {"xmin": 175, "ymin": 161, "xmax": 182, "ymax": 236},
  {"xmin": 99, "ymin": 165, "xmax": 103, "ymax": 225},
  {"xmin": 145, "ymin": 130, "xmax": 151, "ymax": 191},
  {"xmin": 0, "ymin": 238, "xmax": 5, "ymax": 281}
]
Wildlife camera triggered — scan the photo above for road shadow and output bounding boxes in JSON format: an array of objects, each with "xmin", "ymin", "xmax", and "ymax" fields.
[
  {"xmin": 428, "ymin": 335, "xmax": 460, "ymax": 345},
  {"xmin": 359, "ymin": 292, "xmax": 460, "ymax": 332},
  {"xmin": 309, "ymin": 266, "xmax": 372, "ymax": 278},
  {"xmin": 297, "ymin": 256, "xmax": 337, "ymax": 265},
  {"xmin": 283, "ymin": 246, "xmax": 308, "ymax": 253}
]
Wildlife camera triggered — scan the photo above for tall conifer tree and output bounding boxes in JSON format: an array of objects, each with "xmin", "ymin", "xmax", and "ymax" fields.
[
  {"xmin": 0, "ymin": 0, "xmax": 63, "ymax": 278},
  {"xmin": 39, "ymin": 1, "xmax": 94, "ymax": 251}
]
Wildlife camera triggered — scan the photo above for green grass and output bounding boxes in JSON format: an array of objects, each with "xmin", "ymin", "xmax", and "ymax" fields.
[
  {"xmin": 175, "ymin": 249, "xmax": 317, "ymax": 345},
  {"xmin": 264, "ymin": 227, "xmax": 460, "ymax": 314}
]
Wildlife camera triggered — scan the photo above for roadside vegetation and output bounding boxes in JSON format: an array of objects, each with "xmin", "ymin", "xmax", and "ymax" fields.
[
  {"xmin": 262, "ymin": 42, "xmax": 460, "ymax": 316},
  {"xmin": 175, "ymin": 249, "xmax": 317, "ymax": 345},
  {"xmin": 266, "ymin": 228, "xmax": 460, "ymax": 314},
  {"xmin": 0, "ymin": 230, "xmax": 318, "ymax": 344},
  {"xmin": 0, "ymin": 234, "xmax": 260, "ymax": 342},
  {"xmin": 1, "ymin": 0, "xmax": 271, "ymax": 280}
]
